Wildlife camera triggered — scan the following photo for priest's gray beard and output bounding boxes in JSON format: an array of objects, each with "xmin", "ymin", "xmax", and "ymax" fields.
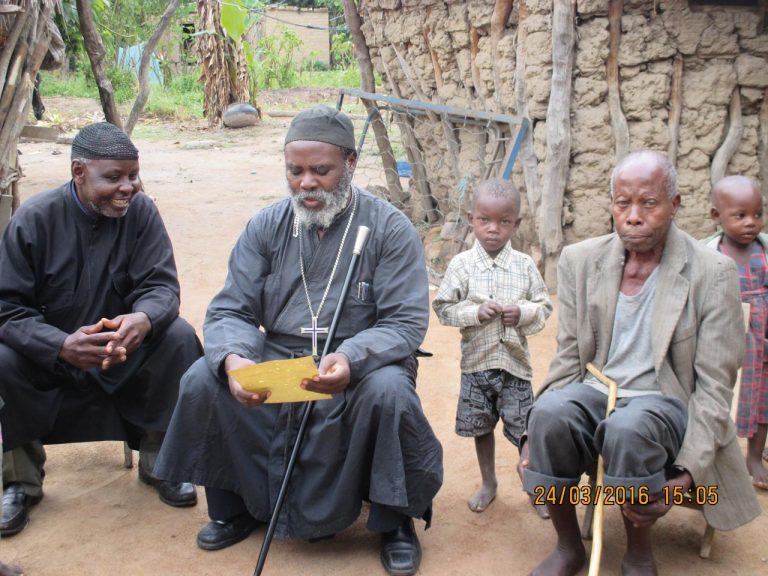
[{"xmin": 289, "ymin": 165, "xmax": 353, "ymax": 229}]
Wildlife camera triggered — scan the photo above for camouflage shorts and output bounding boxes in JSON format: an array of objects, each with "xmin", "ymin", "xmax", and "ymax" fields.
[{"xmin": 456, "ymin": 369, "xmax": 533, "ymax": 446}]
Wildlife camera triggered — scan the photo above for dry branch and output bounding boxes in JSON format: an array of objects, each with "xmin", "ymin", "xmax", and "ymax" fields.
[
  {"xmin": 711, "ymin": 88, "xmax": 743, "ymax": 186},
  {"xmin": 668, "ymin": 54, "xmax": 683, "ymax": 165},
  {"xmin": 607, "ymin": 0, "xmax": 628, "ymax": 162},
  {"xmin": 342, "ymin": 0, "xmax": 405, "ymax": 210},
  {"xmin": 539, "ymin": 0, "xmax": 575, "ymax": 289}
]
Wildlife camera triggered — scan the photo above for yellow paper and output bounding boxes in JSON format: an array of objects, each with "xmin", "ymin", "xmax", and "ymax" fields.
[{"xmin": 228, "ymin": 356, "xmax": 332, "ymax": 403}]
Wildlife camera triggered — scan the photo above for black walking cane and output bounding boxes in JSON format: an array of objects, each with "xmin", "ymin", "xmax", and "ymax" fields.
[{"xmin": 254, "ymin": 225, "xmax": 371, "ymax": 576}]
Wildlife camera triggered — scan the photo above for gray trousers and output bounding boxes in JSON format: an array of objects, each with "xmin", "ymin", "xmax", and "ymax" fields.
[
  {"xmin": 3, "ymin": 434, "xmax": 163, "ymax": 499},
  {"xmin": 523, "ymin": 383, "xmax": 687, "ymax": 495}
]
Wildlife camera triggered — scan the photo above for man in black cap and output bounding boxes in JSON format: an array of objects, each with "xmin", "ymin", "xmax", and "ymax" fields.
[
  {"xmin": 0, "ymin": 122, "xmax": 202, "ymax": 537},
  {"xmin": 154, "ymin": 105, "xmax": 443, "ymax": 576}
]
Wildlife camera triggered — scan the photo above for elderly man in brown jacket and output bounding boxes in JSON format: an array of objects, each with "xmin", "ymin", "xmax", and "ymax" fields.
[{"xmin": 523, "ymin": 150, "xmax": 760, "ymax": 576}]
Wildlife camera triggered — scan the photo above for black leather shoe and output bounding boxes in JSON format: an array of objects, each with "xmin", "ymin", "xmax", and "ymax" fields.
[
  {"xmin": 196, "ymin": 513, "xmax": 259, "ymax": 551},
  {"xmin": 138, "ymin": 463, "xmax": 197, "ymax": 507},
  {"xmin": 380, "ymin": 518, "xmax": 421, "ymax": 576},
  {"xmin": 1, "ymin": 483, "xmax": 42, "ymax": 537}
]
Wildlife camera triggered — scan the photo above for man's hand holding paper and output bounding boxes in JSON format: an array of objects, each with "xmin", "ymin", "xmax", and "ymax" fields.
[
  {"xmin": 301, "ymin": 352, "xmax": 351, "ymax": 395},
  {"xmin": 226, "ymin": 354, "xmax": 332, "ymax": 405}
]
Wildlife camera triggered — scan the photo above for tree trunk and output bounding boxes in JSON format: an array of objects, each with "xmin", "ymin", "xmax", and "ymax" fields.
[
  {"xmin": 76, "ymin": 0, "xmax": 122, "ymax": 129},
  {"xmin": 539, "ymin": 0, "xmax": 576, "ymax": 289},
  {"xmin": 125, "ymin": 0, "xmax": 181, "ymax": 135},
  {"xmin": 341, "ymin": 0, "xmax": 405, "ymax": 211}
]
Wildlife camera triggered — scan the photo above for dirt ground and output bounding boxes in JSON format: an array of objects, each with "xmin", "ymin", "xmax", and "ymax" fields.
[{"xmin": 2, "ymin": 96, "xmax": 767, "ymax": 575}]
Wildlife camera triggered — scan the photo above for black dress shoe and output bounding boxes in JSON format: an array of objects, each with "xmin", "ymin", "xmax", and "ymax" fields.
[
  {"xmin": 138, "ymin": 463, "xmax": 197, "ymax": 507},
  {"xmin": 1, "ymin": 483, "xmax": 42, "ymax": 537},
  {"xmin": 380, "ymin": 518, "xmax": 421, "ymax": 576},
  {"xmin": 196, "ymin": 513, "xmax": 259, "ymax": 551}
]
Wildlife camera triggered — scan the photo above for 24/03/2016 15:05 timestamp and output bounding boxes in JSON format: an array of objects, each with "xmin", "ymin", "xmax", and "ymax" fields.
[{"xmin": 532, "ymin": 484, "xmax": 719, "ymax": 506}]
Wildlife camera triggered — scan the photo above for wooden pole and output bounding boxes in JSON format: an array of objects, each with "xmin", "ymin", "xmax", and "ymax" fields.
[
  {"xmin": 668, "ymin": 54, "xmax": 683, "ymax": 165},
  {"xmin": 539, "ymin": 0, "xmax": 576, "ymax": 289},
  {"xmin": 585, "ymin": 362, "xmax": 619, "ymax": 576},
  {"xmin": 711, "ymin": 88, "xmax": 743, "ymax": 186},
  {"xmin": 515, "ymin": 0, "xmax": 543, "ymax": 241}
]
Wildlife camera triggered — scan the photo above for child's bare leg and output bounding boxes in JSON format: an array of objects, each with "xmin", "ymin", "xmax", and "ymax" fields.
[
  {"xmin": 746, "ymin": 423, "xmax": 768, "ymax": 490},
  {"xmin": 620, "ymin": 513, "xmax": 657, "ymax": 575},
  {"xmin": 0, "ymin": 562, "xmax": 24, "ymax": 576},
  {"xmin": 529, "ymin": 502, "xmax": 585, "ymax": 576},
  {"xmin": 763, "ymin": 446, "xmax": 768, "ymax": 462},
  {"xmin": 469, "ymin": 432, "xmax": 497, "ymax": 512}
]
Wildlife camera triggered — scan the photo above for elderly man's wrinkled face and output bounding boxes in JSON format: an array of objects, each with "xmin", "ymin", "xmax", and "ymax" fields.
[
  {"xmin": 612, "ymin": 162, "xmax": 680, "ymax": 255},
  {"xmin": 285, "ymin": 141, "xmax": 356, "ymax": 229},
  {"xmin": 72, "ymin": 158, "xmax": 141, "ymax": 218}
]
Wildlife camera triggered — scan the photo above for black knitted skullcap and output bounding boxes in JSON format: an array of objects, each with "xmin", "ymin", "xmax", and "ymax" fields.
[
  {"xmin": 71, "ymin": 122, "xmax": 139, "ymax": 161},
  {"xmin": 284, "ymin": 105, "xmax": 355, "ymax": 150}
]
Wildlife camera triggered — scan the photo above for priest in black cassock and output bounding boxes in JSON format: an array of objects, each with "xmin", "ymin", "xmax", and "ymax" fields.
[
  {"xmin": 154, "ymin": 106, "xmax": 443, "ymax": 576},
  {"xmin": 0, "ymin": 123, "xmax": 202, "ymax": 537}
]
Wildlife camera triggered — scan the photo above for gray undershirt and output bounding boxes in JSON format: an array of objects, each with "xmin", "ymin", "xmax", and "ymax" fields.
[{"xmin": 585, "ymin": 267, "xmax": 662, "ymax": 397}]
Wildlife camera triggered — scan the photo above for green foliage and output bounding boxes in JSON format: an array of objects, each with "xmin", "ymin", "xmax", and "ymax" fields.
[
  {"xmin": 106, "ymin": 66, "xmax": 138, "ymax": 104},
  {"xmin": 297, "ymin": 66, "xmax": 360, "ymax": 88},
  {"xmin": 145, "ymin": 73, "xmax": 204, "ymax": 120},
  {"xmin": 330, "ymin": 31, "xmax": 353, "ymax": 68},
  {"xmin": 253, "ymin": 27, "xmax": 303, "ymax": 89},
  {"xmin": 39, "ymin": 70, "xmax": 204, "ymax": 122},
  {"xmin": 221, "ymin": 0, "xmax": 261, "ymax": 43}
]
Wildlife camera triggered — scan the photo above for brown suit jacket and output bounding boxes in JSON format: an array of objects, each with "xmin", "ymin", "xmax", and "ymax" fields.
[{"xmin": 541, "ymin": 224, "xmax": 760, "ymax": 530}]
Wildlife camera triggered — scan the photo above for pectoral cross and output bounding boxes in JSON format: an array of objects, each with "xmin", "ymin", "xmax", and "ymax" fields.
[{"xmin": 301, "ymin": 315, "xmax": 329, "ymax": 358}]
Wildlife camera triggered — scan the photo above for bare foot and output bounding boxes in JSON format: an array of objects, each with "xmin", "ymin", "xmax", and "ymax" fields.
[
  {"xmin": 746, "ymin": 455, "xmax": 768, "ymax": 490},
  {"xmin": 468, "ymin": 482, "xmax": 497, "ymax": 512},
  {"xmin": 529, "ymin": 543, "xmax": 586, "ymax": 576},
  {"xmin": 0, "ymin": 562, "xmax": 24, "ymax": 576},
  {"xmin": 621, "ymin": 557, "xmax": 658, "ymax": 576}
]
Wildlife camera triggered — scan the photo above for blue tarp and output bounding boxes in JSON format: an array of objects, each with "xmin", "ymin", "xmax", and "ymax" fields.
[{"xmin": 116, "ymin": 43, "xmax": 163, "ymax": 85}]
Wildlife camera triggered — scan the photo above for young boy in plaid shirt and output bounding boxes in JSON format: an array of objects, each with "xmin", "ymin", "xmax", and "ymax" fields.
[
  {"xmin": 706, "ymin": 175, "xmax": 768, "ymax": 490},
  {"xmin": 433, "ymin": 178, "xmax": 552, "ymax": 512}
]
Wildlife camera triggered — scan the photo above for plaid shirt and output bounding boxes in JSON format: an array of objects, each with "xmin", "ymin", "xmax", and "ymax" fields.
[{"xmin": 433, "ymin": 242, "xmax": 552, "ymax": 380}]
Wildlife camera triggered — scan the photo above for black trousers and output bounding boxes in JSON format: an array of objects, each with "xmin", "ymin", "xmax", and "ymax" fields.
[{"xmin": 0, "ymin": 317, "xmax": 202, "ymax": 451}]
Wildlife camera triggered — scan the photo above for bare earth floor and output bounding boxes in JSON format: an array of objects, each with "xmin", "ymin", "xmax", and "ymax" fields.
[{"xmin": 2, "ymin": 99, "xmax": 767, "ymax": 575}]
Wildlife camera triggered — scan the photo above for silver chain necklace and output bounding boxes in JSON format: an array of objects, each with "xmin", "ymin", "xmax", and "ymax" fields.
[{"xmin": 297, "ymin": 189, "xmax": 358, "ymax": 357}]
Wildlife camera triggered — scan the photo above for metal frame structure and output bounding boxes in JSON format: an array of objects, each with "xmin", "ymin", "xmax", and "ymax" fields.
[{"xmin": 336, "ymin": 88, "xmax": 529, "ymax": 180}]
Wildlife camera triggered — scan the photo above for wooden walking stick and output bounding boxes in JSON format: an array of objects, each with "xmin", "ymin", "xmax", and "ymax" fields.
[
  {"xmin": 585, "ymin": 362, "xmax": 618, "ymax": 576},
  {"xmin": 254, "ymin": 225, "xmax": 371, "ymax": 576}
]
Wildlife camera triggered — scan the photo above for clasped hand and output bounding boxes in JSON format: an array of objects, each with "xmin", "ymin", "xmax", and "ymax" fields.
[
  {"xmin": 59, "ymin": 312, "xmax": 151, "ymax": 371},
  {"xmin": 621, "ymin": 471, "xmax": 693, "ymax": 528},
  {"xmin": 478, "ymin": 300, "xmax": 520, "ymax": 326},
  {"xmin": 225, "ymin": 352, "xmax": 351, "ymax": 408}
]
